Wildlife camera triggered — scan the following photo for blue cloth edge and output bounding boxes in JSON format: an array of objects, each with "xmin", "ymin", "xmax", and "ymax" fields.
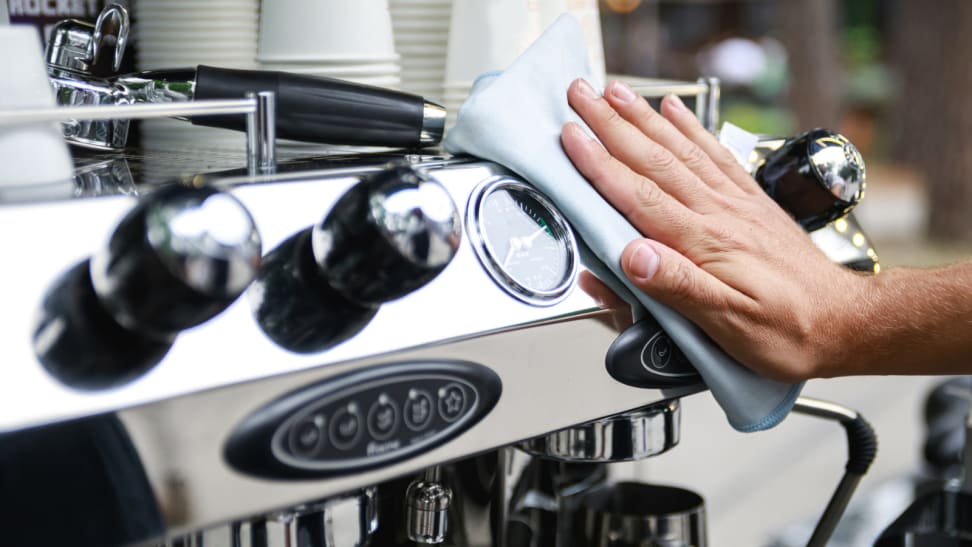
[{"xmin": 734, "ymin": 381, "xmax": 805, "ymax": 432}]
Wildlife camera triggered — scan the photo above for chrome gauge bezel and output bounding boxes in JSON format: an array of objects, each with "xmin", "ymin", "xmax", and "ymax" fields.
[{"xmin": 466, "ymin": 176, "xmax": 579, "ymax": 306}]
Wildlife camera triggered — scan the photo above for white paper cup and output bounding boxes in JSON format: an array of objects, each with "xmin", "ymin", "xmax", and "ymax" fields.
[
  {"xmin": 0, "ymin": 26, "xmax": 74, "ymax": 186},
  {"xmin": 258, "ymin": 0, "xmax": 395, "ymax": 62},
  {"xmin": 445, "ymin": 0, "xmax": 533, "ymax": 84},
  {"xmin": 134, "ymin": 0, "xmax": 259, "ymax": 70},
  {"xmin": 257, "ymin": 62, "xmax": 401, "ymax": 75}
]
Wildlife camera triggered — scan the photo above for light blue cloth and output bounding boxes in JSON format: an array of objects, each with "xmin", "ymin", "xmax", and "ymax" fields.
[{"xmin": 444, "ymin": 14, "xmax": 803, "ymax": 432}]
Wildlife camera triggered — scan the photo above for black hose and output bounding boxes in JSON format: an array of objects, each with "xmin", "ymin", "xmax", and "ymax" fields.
[{"xmin": 842, "ymin": 414, "xmax": 878, "ymax": 475}]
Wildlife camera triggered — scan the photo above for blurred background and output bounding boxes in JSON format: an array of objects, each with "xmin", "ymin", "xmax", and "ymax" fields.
[
  {"xmin": 599, "ymin": 2, "xmax": 972, "ymax": 545},
  {"xmin": 601, "ymin": 0, "xmax": 972, "ymax": 266}
]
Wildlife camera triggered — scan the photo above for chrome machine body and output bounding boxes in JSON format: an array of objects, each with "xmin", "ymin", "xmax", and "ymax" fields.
[
  {"xmin": 0, "ymin": 153, "xmax": 701, "ymax": 546},
  {"xmin": 0, "ymin": 57, "xmax": 879, "ymax": 544}
]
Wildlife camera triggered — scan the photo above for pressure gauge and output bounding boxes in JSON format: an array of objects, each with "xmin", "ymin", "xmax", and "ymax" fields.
[{"xmin": 467, "ymin": 177, "xmax": 579, "ymax": 306}]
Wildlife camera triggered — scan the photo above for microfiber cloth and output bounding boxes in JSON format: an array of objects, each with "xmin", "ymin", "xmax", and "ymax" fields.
[{"xmin": 444, "ymin": 14, "xmax": 803, "ymax": 432}]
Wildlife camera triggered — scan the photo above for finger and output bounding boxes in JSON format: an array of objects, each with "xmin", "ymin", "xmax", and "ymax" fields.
[
  {"xmin": 578, "ymin": 270, "xmax": 629, "ymax": 310},
  {"xmin": 620, "ymin": 238, "xmax": 747, "ymax": 328},
  {"xmin": 561, "ymin": 122, "xmax": 705, "ymax": 246},
  {"xmin": 566, "ymin": 79, "xmax": 717, "ymax": 210},
  {"xmin": 579, "ymin": 270, "xmax": 635, "ymax": 332},
  {"xmin": 659, "ymin": 94, "xmax": 764, "ymax": 195},
  {"xmin": 601, "ymin": 80, "xmax": 744, "ymax": 197}
]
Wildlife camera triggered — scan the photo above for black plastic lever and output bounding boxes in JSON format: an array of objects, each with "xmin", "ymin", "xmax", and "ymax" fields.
[{"xmin": 605, "ymin": 316, "xmax": 702, "ymax": 388}]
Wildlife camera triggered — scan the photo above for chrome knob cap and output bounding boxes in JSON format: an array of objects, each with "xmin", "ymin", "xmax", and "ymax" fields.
[
  {"xmin": 312, "ymin": 162, "xmax": 460, "ymax": 306},
  {"xmin": 756, "ymin": 129, "xmax": 865, "ymax": 231},
  {"xmin": 91, "ymin": 186, "xmax": 261, "ymax": 336}
]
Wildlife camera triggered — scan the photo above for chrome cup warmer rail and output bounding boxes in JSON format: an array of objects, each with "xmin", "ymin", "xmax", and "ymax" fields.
[{"xmin": 0, "ymin": 76, "xmax": 876, "ymax": 547}]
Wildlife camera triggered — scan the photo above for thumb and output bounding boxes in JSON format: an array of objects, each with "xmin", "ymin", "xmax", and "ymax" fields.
[{"xmin": 620, "ymin": 239, "xmax": 726, "ymax": 317}]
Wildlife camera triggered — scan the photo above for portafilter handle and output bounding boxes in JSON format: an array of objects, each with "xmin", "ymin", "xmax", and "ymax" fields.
[{"xmin": 755, "ymin": 128, "xmax": 866, "ymax": 232}]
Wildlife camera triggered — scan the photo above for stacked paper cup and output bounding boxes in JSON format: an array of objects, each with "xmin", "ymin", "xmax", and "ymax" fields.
[
  {"xmin": 133, "ymin": 0, "xmax": 260, "ymax": 151},
  {"xmin": 257, "ymin": 0, "xmax": 400, "ymax": 89},
  {"xmin": 444, "ymin": 0, "xmax": 606, "ymax": 129},
  {"xmin": 389, "ymin": 0, "xmax": 452, "ymax": 104},
  {"xmin": 443, "ymin": 0, "xmax": 535, "ymax": 128}
]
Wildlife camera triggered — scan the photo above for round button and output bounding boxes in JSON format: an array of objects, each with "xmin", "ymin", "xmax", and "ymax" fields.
[
  {"xmin": 650, "ymin": 336, "xmax": 672, "ymax": 369},
  {"xmin": 328, "ymin": 403, "xmax": 363, "ymax": 450},
  {"xmin": 437, "ymin": 383, "xmax": 467, "ymax": 423},
  {"xmin": 642, "ymin": 333, "xmax": 673, "ymax": 370},
  {"xmin": 404, "ymin": 389, "xmax": 434, "ymax": 432},
  {"xmin": 289, "ymin": 413, "xmax": 325, "ymax": 458},
  {"xmin": 367, "ymin": 394, "xmax": 399, "ymax": 440}
]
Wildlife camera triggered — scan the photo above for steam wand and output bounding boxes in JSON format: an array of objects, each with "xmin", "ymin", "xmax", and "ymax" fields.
[{"xmin": 792, "ymin": 397, "xmax": 878, "ymax": 547}]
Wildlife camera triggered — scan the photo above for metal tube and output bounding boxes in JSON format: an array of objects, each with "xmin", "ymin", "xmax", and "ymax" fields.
[
  {"xmin": 628, "ymin": 83, "xmax": 708, "ymax": 97},
  {"xmin": 793, "ymin": 397, "xmax": 860, "ymax": 422},
  {"xmin": 0, "ymin": 99, "xmax": 256, "ymax": 126},
  {"xmin": 698, "ymin": 77, "xmax": 721, "ymax": 132},
  {"xmin": 246, "ymin": 91, "xmax": 276, "ymax": 175},
  {"xmin": 791, "ymin": 397, "xmax": 876, "ymax": 547},
  {"xmin": 806, "ymin": 473, "xmax": 864, "ymax": 547}
]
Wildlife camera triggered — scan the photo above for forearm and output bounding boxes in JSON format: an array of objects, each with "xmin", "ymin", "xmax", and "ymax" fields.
[{"xmin": 825, "ymin": 262, "xmax": 972, "ymax": 377}]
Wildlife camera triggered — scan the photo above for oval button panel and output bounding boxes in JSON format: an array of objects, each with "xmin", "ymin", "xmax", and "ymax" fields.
[{"xmin": 224, "ymin": 360, "xmax": 501, "ymax": 478}]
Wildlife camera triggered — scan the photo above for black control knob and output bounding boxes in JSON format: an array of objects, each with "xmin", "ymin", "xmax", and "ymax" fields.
[
  {"xmin": 755, "ymin": 128, "xmax": 865, "ymax": 232},
  {"xmin": 311, "ymin": 162, "xmax": 460, "ymax": 306},
  {"xmin": 90, "ymin": 186, "xmax": 262, "ymax": 337},
  {"xmin": 35, "ymin": 187, "xmax": 261, "ymax": 389}
]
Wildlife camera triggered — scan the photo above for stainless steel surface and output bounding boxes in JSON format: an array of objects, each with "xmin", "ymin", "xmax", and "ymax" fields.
[
  {"xmin": 407, "ymin": 467, "xmax": 453, "ymax": 544},
  {"xmin": 90, "ymin": 3, "xmax": 129, "ymax": 73},
  {"xmin": 805, "ymin": 131, "xmax": 865, "ymax": 204},
  {"xmin": 699, "ymin": 77, "xmax": 721, "ymax": 133},
  {"xmin": 44, "ymin": 4, "xmax": 129, "ymax": 75},
  {"xmin": 519, "ymin": 400, "xmax": 680, "ymax": 462},
  {"xmin": 0, "ymin": 155, "xmax": 698, "ymax": 541},
  {"xmin": 246, "ymin": 91, "xmax": 277, "ymax": 174},
  {"xmin": 0, "ymin": 99, "xmax": 259, "ymax": 127},
  {"xmin": 47, "ymin": 71, "xmax": 132, "ymax": 150},
  {"xmin": 465, "ymin": 177, "xmax": 580, "ymax": 307},
  {"xmin": 118, "ymin": 71, "xmax": 197, "ymax": 104},
  {"xmin": 421, "ymin": 101, "xmax": 447, "ymax": 146},
  {"xmin": 230, "ymin": 502, "xmax": 377, "ymax": 547},
  {"xmin": 126, "ymin": 191, "xmax": 260, "ymax": 297},
  {"xmin": 577, "ymin": 482, "xmax": 707, "ymax": 547},
  {"xmin": 792, "ymin": 396, "xmax": 860, "ymax": 422}
]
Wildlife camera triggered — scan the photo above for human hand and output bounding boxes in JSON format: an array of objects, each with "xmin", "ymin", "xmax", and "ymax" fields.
[{"xmin": 561, "ymin": 79, "xmax": 869, "ymax": 382}]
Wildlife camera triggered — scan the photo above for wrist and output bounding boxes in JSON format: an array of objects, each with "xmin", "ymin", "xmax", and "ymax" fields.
[{"xmin": 810, "ymin": 267, "xmax": 880, "ymax": 379}]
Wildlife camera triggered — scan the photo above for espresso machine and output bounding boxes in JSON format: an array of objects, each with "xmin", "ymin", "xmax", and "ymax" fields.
[{"xmin": 0, "ymin": 9, "xmax": 881, "ymax": 546}]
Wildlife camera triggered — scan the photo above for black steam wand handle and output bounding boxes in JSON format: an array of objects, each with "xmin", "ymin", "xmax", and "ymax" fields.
[
  {"xmin": 191, "ymin": 65, "xmax": 445, "ymax": 148},
  {"xmin": 791, "ymin": 397, "xmax": 878, "ymax": 547}
]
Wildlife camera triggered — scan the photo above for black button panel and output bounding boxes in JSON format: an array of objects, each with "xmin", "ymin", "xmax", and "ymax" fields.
[{"xmin": 224, "ymin": 360, "xmax": 502, "ymax": 479}]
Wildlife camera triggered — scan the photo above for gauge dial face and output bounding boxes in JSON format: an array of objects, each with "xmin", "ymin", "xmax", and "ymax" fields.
[{"xmin": 468, "ymin": 178, "xmax": 578, "ymax": 305}]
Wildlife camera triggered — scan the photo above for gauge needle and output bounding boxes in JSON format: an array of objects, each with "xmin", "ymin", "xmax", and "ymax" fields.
[
  {"xmin": 502, "ymin": 240, "xmax": 518, "ymax": 268},
  {"xmin": 521, "ymin": 226, "xmax": 548, "ymax": 249}
]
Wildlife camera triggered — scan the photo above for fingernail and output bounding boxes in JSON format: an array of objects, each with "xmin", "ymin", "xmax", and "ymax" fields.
[
  {"xmin": 610, "ymin": 81, "xmax": 637, "ymax": 103},
  {"xmin": 575, "ymin": 78, "xmax": 599, "ymax": 100},
  {"xmin": 666, "ymin": 93, "xmax": 688, "ymax": 112},
  {"xmin": 628, "ymin": 242, "xmax": 659, "ymax": 281}
]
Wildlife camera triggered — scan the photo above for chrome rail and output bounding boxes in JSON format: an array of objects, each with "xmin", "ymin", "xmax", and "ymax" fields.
[{"xmin": 0, "ymin": 92, "xmax": 278, "ymax": 173}]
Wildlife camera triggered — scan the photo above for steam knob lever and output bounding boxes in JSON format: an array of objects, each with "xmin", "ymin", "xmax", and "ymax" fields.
[
  {"xmin": 90, "ymin": 186, "xmax": 262, "ymax": 337},
  {"xmin": 311, "ymin": 162, "xmax": 460, "ymax": 307},
  {"xmin": 406, "ymin": 467, "xmax": 452, "ymax": 544},
  {"xmin": 755, "ymin": 128, "xmax": 866, "ymax": 232}
]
